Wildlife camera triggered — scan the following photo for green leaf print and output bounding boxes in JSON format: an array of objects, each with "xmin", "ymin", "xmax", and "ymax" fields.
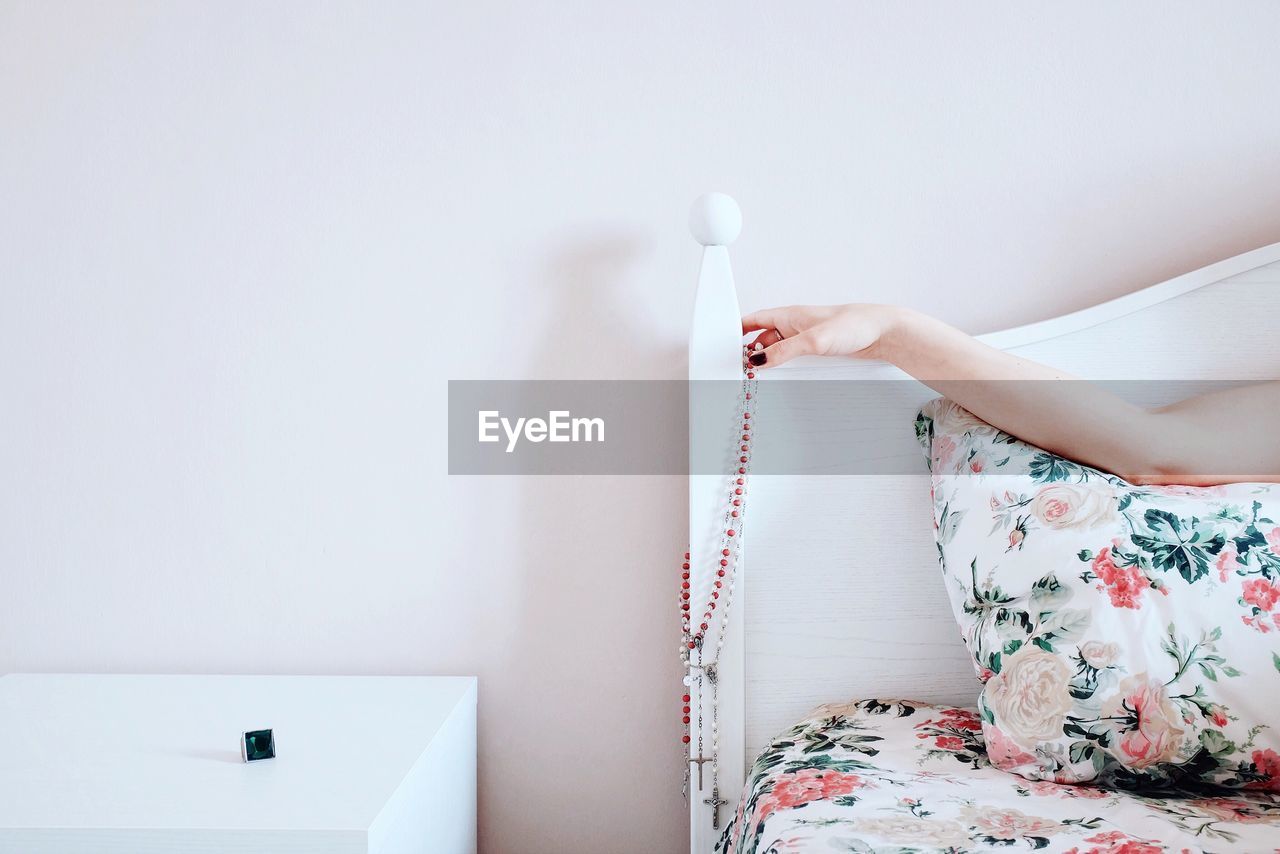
[
  {"xmin": 1131, "ymin": 508, "xmax": 1225, "ymax": 583},
  {"xmin": 1035, "ymin": 609, "xmax": 1091, "ymax": 648},
  {"xmin": 1030, "ymin": 573, "xmax": 1072, "ymax": 612},
  {"xmin": 1162, "ymin": 623, "xmax": 1241, "ymax": 685},
  {"xmin": 936, "ymin": 503, "xmax": 966, "ymax": 545},
  {"xmin": 1028, "ymin": 452, "xmax": 1095, "ymax": 483}
]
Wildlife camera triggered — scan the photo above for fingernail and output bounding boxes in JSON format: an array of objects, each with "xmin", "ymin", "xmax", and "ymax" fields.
[{"xmin": 748, "ymin": 352, "xmax": 767, "ymax": 367}]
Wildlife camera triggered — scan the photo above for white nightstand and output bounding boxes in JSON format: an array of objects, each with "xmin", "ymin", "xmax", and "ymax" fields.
[{"xmin": 0, "ymin": 674, "xmax": 477, "ymax": 854}]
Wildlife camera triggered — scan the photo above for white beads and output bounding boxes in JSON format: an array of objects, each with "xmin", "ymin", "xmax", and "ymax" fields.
[{"xmin": 678, "ymin": 365, "xmax": 755, "ymax": 784}]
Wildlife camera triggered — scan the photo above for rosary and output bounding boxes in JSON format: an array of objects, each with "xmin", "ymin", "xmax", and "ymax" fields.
[{"xmin": 679, "ymin": 346, "xmax": 758, "ymax": 830}]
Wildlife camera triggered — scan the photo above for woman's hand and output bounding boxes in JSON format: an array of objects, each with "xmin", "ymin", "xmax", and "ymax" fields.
[
  {"xmin": 741, "ymin": 300, "xmax": 1280, "ymax": 484},
  {"xmin": 742, "ymin": 304, "xmax": 910, "ymax": 368}
]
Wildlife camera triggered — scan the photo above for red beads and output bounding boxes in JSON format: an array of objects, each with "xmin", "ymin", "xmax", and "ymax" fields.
[{"xmin": 680, "ymin": 366, "xmax": 755, "ymax": 749}]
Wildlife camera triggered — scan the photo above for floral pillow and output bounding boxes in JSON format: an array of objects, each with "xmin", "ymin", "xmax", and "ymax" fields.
[{"xmin": 916, "ymin": 398, "xmax": 1280, "ymax": 791}]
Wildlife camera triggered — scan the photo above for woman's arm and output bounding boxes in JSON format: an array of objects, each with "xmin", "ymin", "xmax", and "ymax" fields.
[{"xmin": 743, "ymin": 304, "xmax": 1280, "ymax": 485}]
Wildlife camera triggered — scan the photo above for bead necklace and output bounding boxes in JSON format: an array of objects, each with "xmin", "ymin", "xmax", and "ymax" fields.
[{"xmin": 679, "ymin": 348, "xmax": 758, "ymax": 829}]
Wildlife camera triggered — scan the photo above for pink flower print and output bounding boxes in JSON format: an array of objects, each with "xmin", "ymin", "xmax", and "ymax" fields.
[
  {"xmin": 1104, "ymin": 676, "xmax": 1185, "ymax": 770},
  {"xmin": 1026, "ymin": 779, "xmax": 1108, "ymax": 799},
  {"xmin": 984, "ymin": 723, "xmax": 1037, "ymax": 771},
  {"xmin": 1242, "ymin": 578, "xmax": 1280, "ymax": 612},
  {"xmin": 1187, "ymin": 797, "xmax": 1274, "ymax": 823},
  {"xmin": 1247, "ymin": 748, "xmax": 1280, "ymax": 790},
  {"xmin": 768, "ymin": 768, "xmax": 867, "ymax": 810},
  {"xmin": 1092, "ymin": 546, "xmax": 1147, "ymax": 609},
  {"xmin": 1068, "ymin": 831, "xmax": 1163, "ymax": 854},
  {"xmin": 1265, "ymin": 526, "xmax": 1280, "ymax": 553},
  {"xmin": 1242, "ymin": 613, "xmax": 1274, "ymax": 633},
  {"xmin": 1008, "ymin": 526, "xmax": 1026, "ymax": 551},
  {"xmin": 931, "ymin": 435, "xmax": 957, "ymax": 470},
  {"xmin": 934, "ymin": 735, "xmax": 964, "ymax": 751},
  {"xmin": 1216, "ymin": 544, "xmax": 1239, "ymax": 582},
  {"xmin": 940, "ymin": 707, "xmax": 983, "ymax": 730}
]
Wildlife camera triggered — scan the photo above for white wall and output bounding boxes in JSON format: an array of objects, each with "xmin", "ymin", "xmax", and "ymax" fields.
[{"xmin": 3, "ymin": 2, "xmax": 1280, "ymax": 852}]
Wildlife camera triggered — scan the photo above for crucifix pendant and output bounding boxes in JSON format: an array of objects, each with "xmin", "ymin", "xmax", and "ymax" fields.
[
  {"xmin": 703, "ymin": 787, "xmax": 729, "ymax": 829},
  {"xmin": 688, "ymin": 754, "xmax": 711, "ymax": 789}
]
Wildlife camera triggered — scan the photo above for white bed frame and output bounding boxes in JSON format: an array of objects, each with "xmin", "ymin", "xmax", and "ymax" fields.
[{"xmin": 686, "ymin": 193, "xmax": 1280, "ymax": 853}]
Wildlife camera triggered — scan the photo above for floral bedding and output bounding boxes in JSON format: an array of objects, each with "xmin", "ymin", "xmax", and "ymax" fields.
[
  {"xmin": 717, "ymin": 699, "xmax": 1280, "ymax": 854},
  {"xmin": 915, "ymin": 398, "xmax": 1280, "ymax": 790}
]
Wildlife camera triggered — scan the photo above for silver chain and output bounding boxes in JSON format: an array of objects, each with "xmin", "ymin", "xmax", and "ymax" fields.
[{"xmin": 681, "ymin": 349, "xmax": 758, "ymax": 827}]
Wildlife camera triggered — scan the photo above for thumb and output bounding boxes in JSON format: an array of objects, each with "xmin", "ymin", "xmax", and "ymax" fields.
[{"xmin": 748, "ymin": 331, "xmax": 818, "ymax": 369}]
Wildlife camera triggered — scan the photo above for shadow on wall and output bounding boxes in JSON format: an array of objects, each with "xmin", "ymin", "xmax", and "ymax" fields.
[
  {"xmin": 517, "ymin": 233, "xmax": 666, "ymax": 378},
  {"xmin": 480, "ymin": 232, "xmax": 689, "ymax": 853}
]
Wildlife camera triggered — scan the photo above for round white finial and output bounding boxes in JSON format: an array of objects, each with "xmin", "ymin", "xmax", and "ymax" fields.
[{"xmin": 689, "ymin": 192, "xmax": 741, "ymax": 246}]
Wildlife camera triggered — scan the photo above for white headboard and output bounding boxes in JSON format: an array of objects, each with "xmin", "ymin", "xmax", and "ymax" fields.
[{"xmin": 685, "ymin": 194, "xmax": 1280, "ymax": 852}]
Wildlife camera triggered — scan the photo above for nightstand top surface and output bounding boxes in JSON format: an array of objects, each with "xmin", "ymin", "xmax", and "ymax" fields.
[{"xmin": 0, "ymin": 673, "xmax": 476, "ymax": 831}]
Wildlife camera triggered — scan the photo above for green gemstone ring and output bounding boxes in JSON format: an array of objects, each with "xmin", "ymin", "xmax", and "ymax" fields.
[{"xmin": 241, "ymin": 729, "xmax": 276, "ymax": 762}]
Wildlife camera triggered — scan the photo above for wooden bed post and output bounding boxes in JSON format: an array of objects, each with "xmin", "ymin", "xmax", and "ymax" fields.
[{"xmin": 688, "ymin": 193, "xmax": 746, "ymax": 853}]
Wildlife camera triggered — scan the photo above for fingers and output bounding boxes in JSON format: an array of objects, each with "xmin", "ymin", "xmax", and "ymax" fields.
[
  {"xmin": 741, "ymin": 309, "xmax": 778, "ymax": 334},
  {"xmin": 747, "ymin": 331, "xmax": 816, "ymax": 369},
  {"xmin": 748, "ymin": 328, "xmax": 784, "ymax": 350},
  {"xmin": 741, "ymin": 308, "xmax": 802, "ymax": 338}
]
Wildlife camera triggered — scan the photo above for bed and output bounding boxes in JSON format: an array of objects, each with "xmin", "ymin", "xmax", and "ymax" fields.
[
  {"xmin": 719, "ymin": 699, "xmax": 1280, "ymax": 853},
  {"xmin": 684, "ymin": 194, "xmax": 1280, "ymax": 853}
]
